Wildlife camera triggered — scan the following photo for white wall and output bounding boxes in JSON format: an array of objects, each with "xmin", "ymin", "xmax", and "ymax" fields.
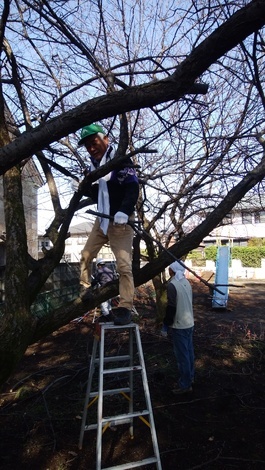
[{"xmin": 185, "ymin": 259, "xmax": 265, "ymax": 280}]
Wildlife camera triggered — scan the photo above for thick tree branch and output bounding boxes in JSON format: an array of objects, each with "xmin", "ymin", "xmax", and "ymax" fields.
[{"xmin": 1, "ymin": 0, "xmax": 264, "ymax": 173}]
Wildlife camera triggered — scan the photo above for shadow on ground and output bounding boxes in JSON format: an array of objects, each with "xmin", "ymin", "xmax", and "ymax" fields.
[{"xmin": 1, "ymin": 280, "xmax": 265, "ymax": 469}]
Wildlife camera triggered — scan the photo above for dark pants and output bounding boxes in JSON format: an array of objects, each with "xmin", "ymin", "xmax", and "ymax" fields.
[{"xmin": 171, "ymin": 327, "xmax": 194, "ymax": 389}]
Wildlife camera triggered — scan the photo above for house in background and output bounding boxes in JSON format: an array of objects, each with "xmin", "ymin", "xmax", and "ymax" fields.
[
  {"xmin": 197, "ymin": 197, "xmax": 265, "ymax": 280},
  {"xmin": 64, "ymin": 222, "xmax": 93, "ymax": 263},
  {"xmin": 64, "ymin": 222, "xmax": 115, "ymax": 263},
  {"xmin": 203, "ymin": 197, "xmax": 265, "ymax": 247},
  {"xmin": 0, "ymin": 160, "xmax": 44, "ymax": 265},
  {"xmin": 38, "ymin": 221, "xmax": 115, "ymax": 264}
]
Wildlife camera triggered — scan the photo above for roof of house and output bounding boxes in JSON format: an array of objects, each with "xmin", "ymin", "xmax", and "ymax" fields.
[
  {"xmin": 231, "ymin": 193, "xmax": 265, "ymax": 211},
  {"xmin": 69, "ymin": 221, "xmax": 93, "ymax": 235}
]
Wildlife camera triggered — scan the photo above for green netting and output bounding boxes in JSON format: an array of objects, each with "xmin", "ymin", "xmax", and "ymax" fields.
[
  {"xmin": 0, "ymin": 285, "xmax": 79, "ymax": 321},
  {"xmin": 30, "ymin": 285, "xmax": 79, "ymax": 318}
]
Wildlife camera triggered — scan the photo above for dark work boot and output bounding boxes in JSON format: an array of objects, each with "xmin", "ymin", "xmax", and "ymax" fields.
[
  {"xmin": 98, "ymin": 311, "xmax": 114, "ymax": 323},
  {"xmin": 113, "ymin": 307, "xmax": 132, "ymax": 325}
]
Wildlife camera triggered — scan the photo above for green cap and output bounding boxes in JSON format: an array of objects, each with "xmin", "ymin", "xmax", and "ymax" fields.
[{"xmin": 78, "ymin": 123, "xmax": 104, "ymax": 146}]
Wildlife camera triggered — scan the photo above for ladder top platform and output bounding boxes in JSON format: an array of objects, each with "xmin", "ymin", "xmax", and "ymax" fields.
[{"xmin": 99, "ymin": 322, "xmax": 139, "ymax": 331}]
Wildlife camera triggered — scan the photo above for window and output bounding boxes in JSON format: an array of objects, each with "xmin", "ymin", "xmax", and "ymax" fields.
[
  {"xmin": 77, "ymin": 236, "xmax": 87, "ymax": 244},
  {"xmin": 254, "ymin": 211, "xmax": 265, "ymax": 224},
  {"xmin": 241, "ymin": 211, "xmax": 252, "ymax": 224},
  {"xmin": 222, "ymin": 213, "xmax": 232, "ymax": 225},
  {"xmin": 41, "ymin": 240, "xmax": 50, "ymax": 248}
]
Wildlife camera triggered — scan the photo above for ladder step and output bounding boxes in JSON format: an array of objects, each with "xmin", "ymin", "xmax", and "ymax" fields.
[
  {"xmin": 89, "ymin": 387, "xmax": 131, "ymax": 398},
  {"xmin": 100, "ymin": 323, "xmax": 138, "ymax": 331},
  {"xmin": 103, "ymin": 456, "xmax": 159, "ymax": 470},
  {"xmin": 94, "ymin": 354, "xmax": 131, "ymax": 364},
  {"xmin": 85, "ymin": 416, "xmax": 132, "ymax": 431},
  {"xmin": 84, "ymin": 411, "xmax": 150, "ymax": 432},
  {"xmin": 84, "ymin": 423, "xmax": 98, "ymax": 431},
  {"xmin": 101, "ymin": 410, "xmax": 149, "ymax": 424},
  {"xmin": 103, "ymin": 365, "xmax": 142, "ymax": 374}
]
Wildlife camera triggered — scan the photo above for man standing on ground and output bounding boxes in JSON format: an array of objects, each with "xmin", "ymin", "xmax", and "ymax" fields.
[
  {"xmin": 77, "ymin": 123, "xmax": 139, "ymax": 326},
  {"xmin": 162, "ymin": 261, "xmax": 195, "ymax": 395}
]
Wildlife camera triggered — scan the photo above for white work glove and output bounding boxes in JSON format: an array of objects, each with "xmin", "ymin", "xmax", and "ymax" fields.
[{"xmin": 114, "ymin": 211, "xmax": 129, "ymax": 225}]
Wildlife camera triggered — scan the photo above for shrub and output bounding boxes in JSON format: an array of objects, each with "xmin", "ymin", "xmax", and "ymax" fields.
[
  {"xmin": 204, "ymin": 246, "xmax": 218, "ymax": 261},
  {"xmin": 187, "ymin": 250, "xmax": 206, "ymax": 267},
  {"xmin": 231, "ymin": 246, "xmax": 265, "ymax": 268},
  {"xmin": 203, "ymin": 245, "xmax": 265, "ymax": 267}
]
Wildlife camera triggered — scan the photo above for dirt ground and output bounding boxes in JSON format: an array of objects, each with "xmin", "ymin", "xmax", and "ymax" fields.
[{"xmin": 1, "ymin": 279, "xmax": 265, "ymax": 470}]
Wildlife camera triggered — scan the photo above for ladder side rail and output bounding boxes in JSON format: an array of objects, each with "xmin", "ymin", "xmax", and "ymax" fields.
[
  {"xmin": 96, "ymin": 326, "xmax": 105, "ymax": 470},
  {"xmin": 129, "ymin": 326, "xmax": 134, "ymax": 438},
  {"xmin": 134, "ymin": 326, "xmax": 162, "ymax": 470},
  {"xmin": 78, "ymin": 336, "xmax": 98, "ymax": 450}
]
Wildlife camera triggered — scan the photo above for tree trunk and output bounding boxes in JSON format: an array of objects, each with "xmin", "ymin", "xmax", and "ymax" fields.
[
  {"xmin": 0, "ymin": 165, "xmax": 32, "ymax": 385},
  {"xmin": 152, "ymin": 274, "xmax": 167, "ymax": 324}
]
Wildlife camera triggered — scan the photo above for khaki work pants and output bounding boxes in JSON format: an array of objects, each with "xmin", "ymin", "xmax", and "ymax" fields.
[{"xmin": 80, "ymin": 217, "xmax": 134, "ymax": 310}]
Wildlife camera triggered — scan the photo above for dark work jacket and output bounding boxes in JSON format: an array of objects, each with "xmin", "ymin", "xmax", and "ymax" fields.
[
  {"xmin": 82, "ymin": 154, "xmax": 139, "ymax": 217},
  {"xmin": 93, "ymin": 266, "xmax": 115, "ymax": 286}
]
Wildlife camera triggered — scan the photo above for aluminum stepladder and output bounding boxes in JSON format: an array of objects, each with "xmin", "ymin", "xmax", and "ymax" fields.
[{"xmin": 78, "ymin": 322, "xmax": 162, "ymax": 470}]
